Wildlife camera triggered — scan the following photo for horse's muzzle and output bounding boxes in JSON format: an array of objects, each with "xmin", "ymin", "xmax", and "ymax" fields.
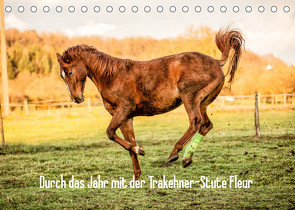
[{"xmin": 74, "ymin": 95, "xmax": 84, "ymax": 104}]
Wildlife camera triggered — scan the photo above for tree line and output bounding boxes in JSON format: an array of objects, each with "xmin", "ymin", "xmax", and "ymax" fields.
[{"xmin": 0, "ymin": 26, "xmax": 294, "ymax": 102}]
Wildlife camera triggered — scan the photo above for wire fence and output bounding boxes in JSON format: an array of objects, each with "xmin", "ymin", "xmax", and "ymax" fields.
[{"xmin": 1, "ymin": 93, "xmax": 295, "ymax": 115}]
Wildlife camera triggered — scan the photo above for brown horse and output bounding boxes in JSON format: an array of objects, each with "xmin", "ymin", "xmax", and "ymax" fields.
[{"xmin": 56, "ymin": 28, "xmax": 244, "ymax": 180}]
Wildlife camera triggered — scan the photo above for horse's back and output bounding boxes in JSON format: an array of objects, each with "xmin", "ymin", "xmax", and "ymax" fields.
[{"xmin": 129, "ymin": 52, "xmax": 222, "ymax": 116}]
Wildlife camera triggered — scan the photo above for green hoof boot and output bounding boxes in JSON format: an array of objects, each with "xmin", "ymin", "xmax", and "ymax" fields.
[
  {"xmin": 182, "ymin": 157, "xmax": 192, "ymax": 168},
  {"xmin": 168, "ymin": 153, "xmax": 179, "ymax": 162},
  {"xmin": 183, "ymin": 133, "xmax": 204, "ymax": 162}
]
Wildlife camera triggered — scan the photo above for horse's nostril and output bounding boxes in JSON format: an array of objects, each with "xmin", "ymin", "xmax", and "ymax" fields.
[{"xmin": 74, "ymin": 96, "xmax": 84, "ymax": 103}]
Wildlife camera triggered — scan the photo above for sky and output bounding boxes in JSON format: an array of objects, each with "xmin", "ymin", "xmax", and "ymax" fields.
[{"xmin": 3, "ymin": 0, "xmax": 295, "ymax": 65}]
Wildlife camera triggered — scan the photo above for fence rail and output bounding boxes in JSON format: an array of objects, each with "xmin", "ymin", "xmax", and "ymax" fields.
[
  {"xmin": 1, "ymin": 93, "xmax": 295, "ymax": 115},
  {"xmin": 214, "ymin": 93, "xmax": 295, "ymax": 106}
]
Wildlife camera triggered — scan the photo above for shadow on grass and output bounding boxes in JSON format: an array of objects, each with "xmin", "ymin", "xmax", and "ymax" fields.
[{"xmin": 0, "ymin": 141, "xmax": 111, "ymax": 155}]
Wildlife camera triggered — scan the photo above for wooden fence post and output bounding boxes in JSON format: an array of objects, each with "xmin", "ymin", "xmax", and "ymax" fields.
[
  {"xmin": 1, "ymin": 0, "xmax": 10, "ymax": 116},
  {"xmin": 88, "ymin": 98, "xmax": 91, "ymax": 112},
  {"xmin": 221, "ymin": 97, "xmax": 225, "ymax": 107},
  {"xmin": 0, "ymin": 103, "xmax": 5, "ymax": 148},
  {"xmin": 48, "ymin": 105, "xmax": 51, "ymax": 115},
  {"xmin": 254, "ymin": 92, "xmax": 261, "ymax": 138},
  {"xmin": 67, "ymin": 98, "xmax": 70, "ymax": 114},
  {"xmin": 24, "ymin": 99, "xmax": 29, "ymax": 115}
]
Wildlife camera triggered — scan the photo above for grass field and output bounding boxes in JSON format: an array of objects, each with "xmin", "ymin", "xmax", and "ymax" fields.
[{"xmin": 0, "ymin": 106, "xmax": 294, "ymax": 209}]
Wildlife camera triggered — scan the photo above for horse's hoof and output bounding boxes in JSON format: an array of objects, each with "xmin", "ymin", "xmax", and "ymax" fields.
[
  {"xmin": 134, "ymin": 171, "xmax": 141, "ymax": 180},
  {"xmin": 134, "ymin": 145, "xmax": 145, "ymax": 156},
  {"xmin": 138, "ymin": 146, "xmax": 145, "ymax": 156},
  {"xmin": 182, "ymin": 157, "xmax": 192, "ymax": 168},
  {"xmin": 168, "ymin": 153, "xmax": 179, "ymax": 162}
]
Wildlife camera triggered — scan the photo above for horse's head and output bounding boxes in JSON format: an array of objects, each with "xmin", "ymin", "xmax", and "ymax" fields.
[{"xmin": 56, "ymin": 52, "xmax": 87, "ymax": 104}]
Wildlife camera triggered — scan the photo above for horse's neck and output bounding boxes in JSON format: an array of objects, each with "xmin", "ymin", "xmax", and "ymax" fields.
[
  {"xmin": 87, "ymin": 69, "xmax": 103, "ymax": 93},
  {"xmin": 83, "ymin": 52, "xmax": 116, "ymax": 93},
  {"xmin": 81, "ymin": 53, "xmax": 103, "ymax": 92}
]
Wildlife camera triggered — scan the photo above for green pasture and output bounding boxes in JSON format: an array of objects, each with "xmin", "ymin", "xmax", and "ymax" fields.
[{"xmin": 0, "ymin": 106, "xmax": 294, "ymax": 209}]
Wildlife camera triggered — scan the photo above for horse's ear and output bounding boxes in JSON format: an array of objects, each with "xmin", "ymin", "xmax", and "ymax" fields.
[
  {"xmin": 63, "ymin": 53, "xmax": 72, "ymax": 64},
  {"xmin": 56, "ymin": 53, "xmax": 62, "ymax": 63}
]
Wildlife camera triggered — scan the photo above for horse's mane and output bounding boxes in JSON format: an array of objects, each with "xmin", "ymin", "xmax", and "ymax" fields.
[{"xmin": 61, "ymin": 44, "xmax": 127, "ymax": 80}]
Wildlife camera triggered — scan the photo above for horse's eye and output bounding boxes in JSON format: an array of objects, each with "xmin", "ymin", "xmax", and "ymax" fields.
[{"xmin": 69, "ymin": 72, "xmax": 73, "ymax": 76}]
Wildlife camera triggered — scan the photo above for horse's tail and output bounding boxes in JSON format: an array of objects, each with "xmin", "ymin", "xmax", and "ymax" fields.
[{"xmin": 215, "ymin": 27, "xmax": 244, "ymax": 84}]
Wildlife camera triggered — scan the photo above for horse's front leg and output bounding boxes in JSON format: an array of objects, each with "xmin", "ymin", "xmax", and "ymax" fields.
[
  {"xmin": 106, "ymin": 108, "xmax": 145, "ymax": 155},
  {"xmin": 120, "ymin": 118, "xmax": 143, "ymax": 180}
]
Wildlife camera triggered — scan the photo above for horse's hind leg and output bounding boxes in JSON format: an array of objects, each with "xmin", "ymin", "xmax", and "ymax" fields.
[
  {"xmin": 168, "ymin": 75, "xmax": 223, "ymax": 167},
  {"xmin": 167, "ymin": 93, "xmax": 204, "ymax": 165},
  {"xmin": 120, "ymin": 118, "xmax": 142, "ymax": 180},
  {"xmin": 199, "ymin": 79, "xmax": 224, "ymax": 136},
  {"xmin": 198, "ymin": 106, "xmax": 212, "ymax": 136}
]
